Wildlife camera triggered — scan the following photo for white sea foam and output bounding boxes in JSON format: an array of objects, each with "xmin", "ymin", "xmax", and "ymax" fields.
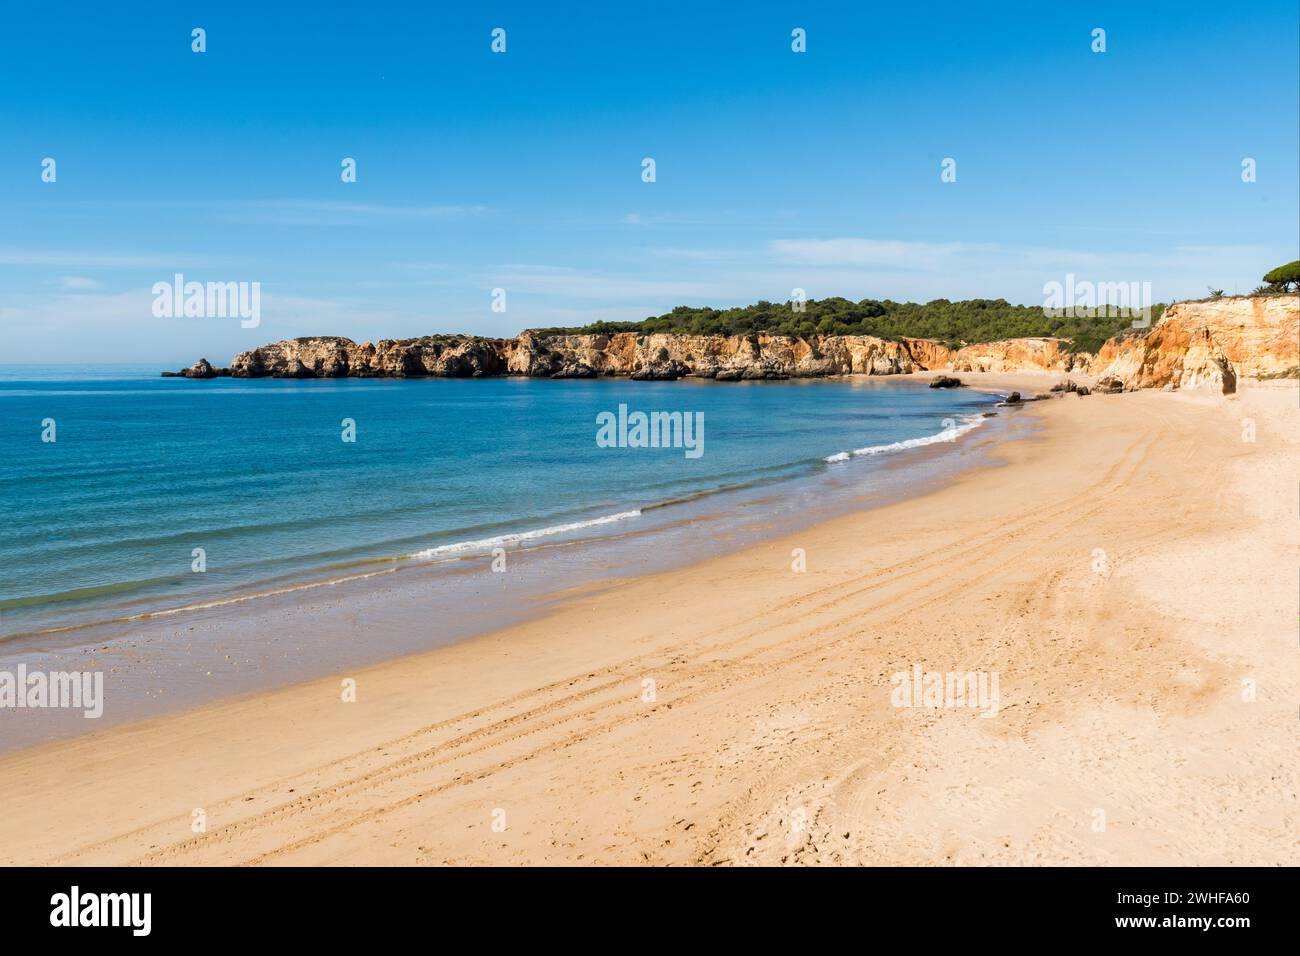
[
  {"xmin": 824, "ymin": 415, "xmax": 986, "ymax": 464},
  {"xmin": 411, "ymin": 509, "xmax": 643, "ymax": 559},
  {"xmin": 16, "ymin": 509, "xmax": 648, "ymax": 638}
]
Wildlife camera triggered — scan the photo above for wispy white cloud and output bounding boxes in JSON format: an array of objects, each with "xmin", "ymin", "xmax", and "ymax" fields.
[
  {"xmin": 4, "ymin": 198, "xmax": 491, "ymax": 228},
  {"xmin": 218, "ymin": 200, "xmax": 491, "ymax": 226},
  {"xmin": 59, "ymin": 276, "xmax": 102, "ymax": 290},
  {"xmin": 765, "ymin": 238, "xmax": 1287, "ymax": 278},
  {"xmin": 756, "ymin": 237, "xmax": 1292, "ymax": 300},
  {"xmin": 768, "ymin": 238, "xmax": 992, "ymax": 270},
  {"xmin": 621, "ymin": 211, "xmax": 725, "ymax": 227},
  {"xmin": 388, "ymin": 261, "xmax": 453, "ymax": 272},
  {"xmin": 0, "ymin": 287, "xmax": 425, "ymax": 363},
  {"xmin": 473, "ymin": 238, "xmax": 1291, "ymax": 320},
  {"xmin": 0, "ymin": 249, "xmax": 227, "ymax": 269},
  {"xmin": 647, "ymin": 246, "xmax": 746, "ymax": 263},
  {"xmin": 481, "ymin": 264, "xmax": 728, "ymax": 301}
]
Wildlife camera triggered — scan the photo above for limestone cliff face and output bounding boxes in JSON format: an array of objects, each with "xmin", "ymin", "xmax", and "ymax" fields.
[
  {"xmin": 221, "ymin": 332, "xmax": 959, "ymax": 380},
  {"xmin": 175, "ymin": 294, "xmax": 1297, "ymax": 387},
  {"xmin": 510, "ymin": 331, "xmax": 1090, "ymax": 380},
  {"xmin": 509, "ymin": 331, "xmax": 934, "ymax": 378},
  {"xmin": 511, "ymin": 332, "xmax": 957, "ymax": 379},
  {"xmin": 228, "ymin": 336, "xmax": 509, "ymax": 378},
  {"xmin": 951, "ymin": 337, "xmax": 1092, "ymax": 374},
  {"xmin": 903, "ymin": 337, "xmax": 960, "ymax": 371},
  {"xmin": 1092, "ymin": 294, "xmax": 1299, "ymax": 393}
]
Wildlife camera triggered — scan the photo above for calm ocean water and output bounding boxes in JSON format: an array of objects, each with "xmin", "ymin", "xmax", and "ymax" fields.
[{"xmin": 0, "ymin": 366, "xmax": 1000, "ymax": 638}]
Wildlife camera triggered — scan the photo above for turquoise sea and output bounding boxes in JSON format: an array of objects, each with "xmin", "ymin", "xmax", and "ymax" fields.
[{"xmin": 0, "ymin": 366, "xmax": 1002, "ymax": 640}]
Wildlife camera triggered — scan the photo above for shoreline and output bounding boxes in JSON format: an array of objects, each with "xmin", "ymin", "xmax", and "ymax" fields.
[
  {"xmin": 3, "ymin": 371, "xmax": 1016, "ymax": 643},
  {"xmin": 1, "ymin": 372, "xmax": 1010, "ymax": 645},
  {"xmin": 1, "ymin": 375, "xmax": 1292, "ymax": 864},
  {"xmin": 0, "ymin": 372, "xmax": 1035, "ymax": 752}
]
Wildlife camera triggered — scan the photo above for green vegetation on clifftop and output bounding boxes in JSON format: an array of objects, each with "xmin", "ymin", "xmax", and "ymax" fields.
[{"xmin": 529, "ymin": 296, "xmax": 1165, "ymax": 355}]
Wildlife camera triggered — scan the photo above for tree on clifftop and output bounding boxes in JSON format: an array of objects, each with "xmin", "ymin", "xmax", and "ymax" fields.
[{"xmin": 1262, "ymin": 260, "xmax": 1300, "ymax": 292}]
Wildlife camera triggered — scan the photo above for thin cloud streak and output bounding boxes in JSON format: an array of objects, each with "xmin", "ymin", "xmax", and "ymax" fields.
[{"xmin": 0, "ymin": 249, "xmax": 230, "ymax": 269}]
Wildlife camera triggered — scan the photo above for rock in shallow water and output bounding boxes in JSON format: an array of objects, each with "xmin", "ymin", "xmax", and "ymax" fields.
[
  {"xmin": 631, "ymin": 360, "xmax": 690, "ymax": 381},
  {"xmin": 176, "ymin": 358, "xmax": 228, "ymax": 378}
]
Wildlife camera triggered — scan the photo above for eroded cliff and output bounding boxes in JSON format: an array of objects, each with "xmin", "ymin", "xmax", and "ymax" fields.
[
  {"xmin": 167, "ymin": 293, "xmax": 1298, "ymax": 390},
  {"xmin": 1091, "ymin": 294, "xmax": 1299, "ymax": 393},
  {"xmin": 951, "ymin": 337, "xmax": 1092, "ymax": 375}
]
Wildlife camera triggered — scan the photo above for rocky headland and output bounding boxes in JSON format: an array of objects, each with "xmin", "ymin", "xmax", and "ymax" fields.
[{"xmin": 167, "ymin": 293, "xmax": 1298, "ymax": 394}]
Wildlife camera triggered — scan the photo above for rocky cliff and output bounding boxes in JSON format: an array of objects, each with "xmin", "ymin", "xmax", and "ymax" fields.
[
  {"xmin": 171, "ymin": 331, "xmax": 1068, "ymax": 381},
  {"xmin": 506, "ymin": 331, "xmax": 959, "ymax": 379},
  {"xmin": 951, "ymin": 337, "xmax": 1092, "ymax": 375},
  {"xmin": 225, "ymin": 334, "xmax": 510, "ymax": 378},
  {"xmin": 166, "ymin": 293, "xmax": 1298, "ymax": 389},
  {"xmin": 172, "ymin": 331, "xmax": 963, "ymax": 381},
  {"xmin": 1091, "ymin": 294, "xmax": 1299, "ymax": 394}
]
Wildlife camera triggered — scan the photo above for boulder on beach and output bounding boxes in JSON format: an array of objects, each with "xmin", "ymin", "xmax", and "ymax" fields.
[{"xmin": 929, "ymin": 375, "xmax": 963, "ymax": 389}]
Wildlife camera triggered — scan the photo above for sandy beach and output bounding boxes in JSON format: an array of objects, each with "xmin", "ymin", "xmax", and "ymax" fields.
[{"xmin": 1, "ymin": 372, "xmax": 1294, "ymax": 866}]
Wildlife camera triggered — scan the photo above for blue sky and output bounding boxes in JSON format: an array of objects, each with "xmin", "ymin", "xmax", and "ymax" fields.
[{"xmin": 1, "ymin": 0, "xmax": 1296, "ymax": 364}]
